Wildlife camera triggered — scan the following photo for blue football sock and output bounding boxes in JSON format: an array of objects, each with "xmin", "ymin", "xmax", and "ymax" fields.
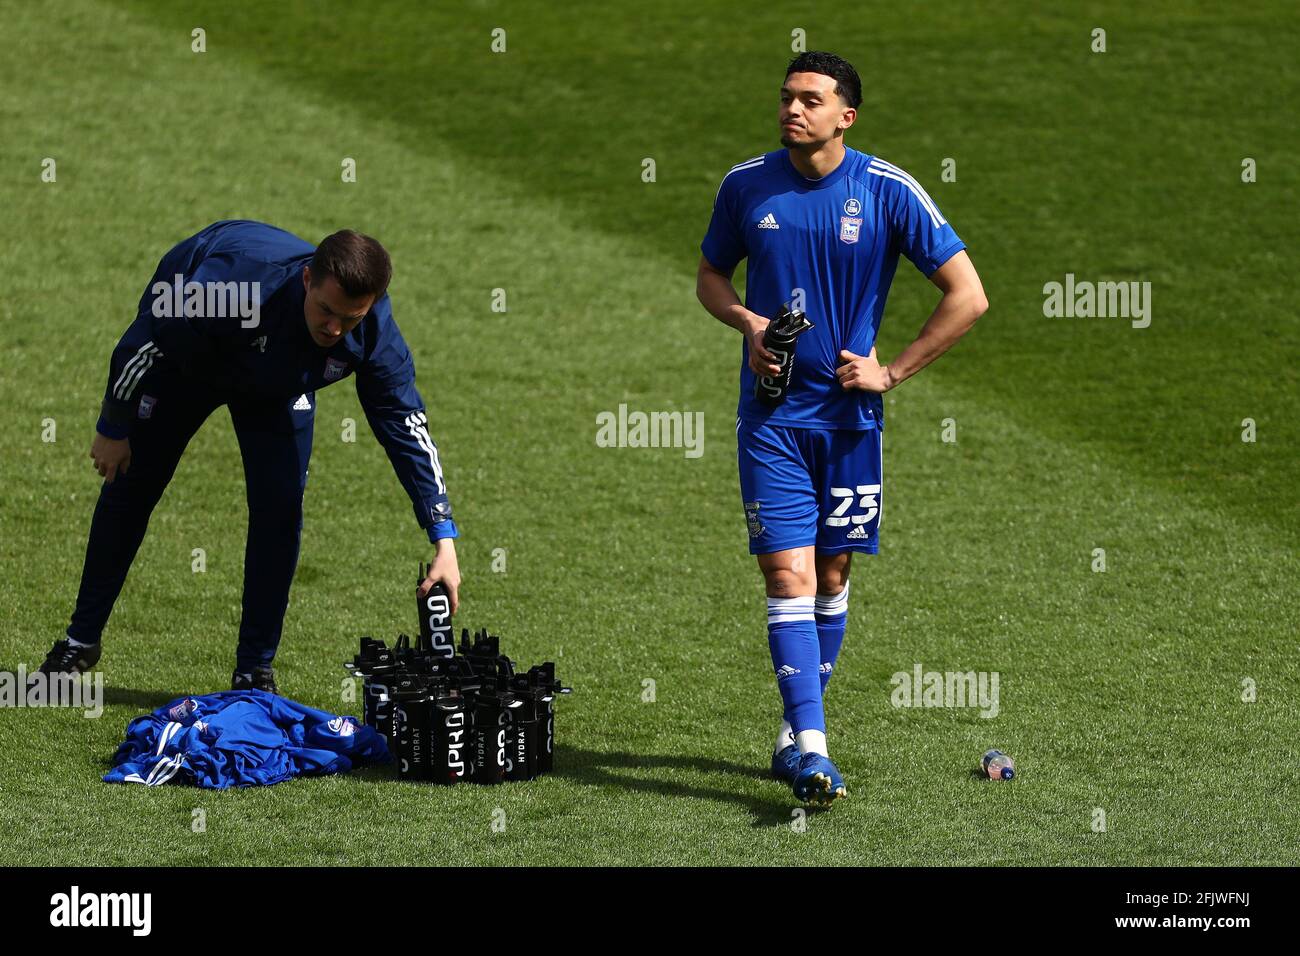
[
  {"xmin": 814, "ymin": 581, "xmax": 849, "ymax": 695},
  {"xmin": 767, "ymin": 596, "xmax": 825, "ymax": 735}
]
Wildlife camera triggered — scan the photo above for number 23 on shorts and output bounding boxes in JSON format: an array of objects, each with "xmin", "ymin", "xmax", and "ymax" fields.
[{"xmin": 825, "ymin": 485, "xmax": 880, "ymax": 527}]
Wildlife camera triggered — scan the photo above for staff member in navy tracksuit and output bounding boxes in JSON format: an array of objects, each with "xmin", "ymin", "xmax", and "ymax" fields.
[{"xmin": 38, "ymin": 220, "xmax": 461, "ymax": 692}]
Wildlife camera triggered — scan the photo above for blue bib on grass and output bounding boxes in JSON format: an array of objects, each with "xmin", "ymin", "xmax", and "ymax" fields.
[{"xmin": 104, "ymin": 689, "xmax": 388, "ymax": 789}]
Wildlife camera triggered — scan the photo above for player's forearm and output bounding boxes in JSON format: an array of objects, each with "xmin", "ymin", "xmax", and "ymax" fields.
[
  {"xmin": 98, "ymin": 319, "xmax": 160, "ymax": 439},
  {"xmin": 696, "ymin": 266, "xmax": 761, "ymax": 334},
  {"xmin": 369, "ymin": 423, "xmax": 455, "ymax": 539},
  {"xmin": 887, "ymin": 288, "xmax": 987, "ymax": 386},
  {"xmin": 358, "ymin": 379, "xmax": 456, "ymax": 541}
]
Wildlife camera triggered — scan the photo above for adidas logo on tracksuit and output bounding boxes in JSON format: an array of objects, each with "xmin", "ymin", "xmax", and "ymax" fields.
[
  {"xmin": 293, "ymin": 394, "xmax": 312, "ymax": 411},
  {"xmin": 757, "ymin": 213, "xmax": 780, "ymax": 229}
]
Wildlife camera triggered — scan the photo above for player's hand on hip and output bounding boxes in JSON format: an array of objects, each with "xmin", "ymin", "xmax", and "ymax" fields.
[
  {"xmin": 419, "ymin": 537, "xmax": 461, "ymax": 615},
  {"xmin": 836, "ymin": 347, "xmax": 895, "ymax": 392},
  {"xmin": 90, "ymin": 431, "xmax": 131, "ymax": 483},
  {"xmin": 744, "ymin": 316, "xmax": 782, "ymax": 378}
]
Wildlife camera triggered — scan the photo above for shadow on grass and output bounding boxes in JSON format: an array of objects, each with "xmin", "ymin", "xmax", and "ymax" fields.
[
  {"xmin": 1, "ymin": 662, "xmax": 180, "ymax": 713},
  {"xmin": 337, "ymin": 744, "xmax": 814, "ymax": 827},
  {"xmin": 551, "ymin": 744, "xmax": 806, "ymax": 827},
  {"xmin": 102, "ymin": 686, "xmax": 189, "ymax": 710}
]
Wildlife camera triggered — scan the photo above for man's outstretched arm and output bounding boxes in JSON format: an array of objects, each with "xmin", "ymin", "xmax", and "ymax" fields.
[
  {"xmin": 835, "ymin": 250, "xmax": 989, "ymax": 392},
  {"xmin": 356, "ymin": 361, "xmax": 461, "ymax": 612}
]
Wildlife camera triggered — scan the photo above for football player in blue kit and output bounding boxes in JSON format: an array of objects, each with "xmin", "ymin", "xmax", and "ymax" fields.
[
  {"xmin": 696, "ymin": 53, "xmax": 988, "ymax": 803},
  {"xmin": 38, "ymin": 221, "xmax": 462, "ymax": 693}
]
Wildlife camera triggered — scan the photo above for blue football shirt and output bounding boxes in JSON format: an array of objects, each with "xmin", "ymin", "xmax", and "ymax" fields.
[{"xmin": 701, "ymin": 147, "xmax": 965, "ymax": 430}]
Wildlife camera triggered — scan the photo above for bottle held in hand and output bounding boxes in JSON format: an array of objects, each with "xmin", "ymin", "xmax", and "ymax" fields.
[
  {"xmin": 754, "ymin": 303, "xmax": 813, "ymax": 407},
  {"xmin": 417, "ymin": 564, "xmax": 455, "ymax": 659}
]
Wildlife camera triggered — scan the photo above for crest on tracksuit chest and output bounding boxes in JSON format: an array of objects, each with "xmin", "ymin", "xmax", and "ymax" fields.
[{"xmin": 324, "ymin": 356, "xmax": 349, "ymax": 382}]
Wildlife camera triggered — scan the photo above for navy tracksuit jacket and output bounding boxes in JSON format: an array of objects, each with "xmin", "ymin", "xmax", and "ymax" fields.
[{"xmin": 69, "ymin": 220, "xmax": 457, "ymax": 670}]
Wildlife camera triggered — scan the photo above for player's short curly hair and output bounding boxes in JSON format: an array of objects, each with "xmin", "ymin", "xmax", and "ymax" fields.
[
  {"xmin": 786, "ymin": 51, "xmax": 862, "ymax": 109},
  {"xmin": 311, "ymin": 230, "xmax": 392, "ymax": 299}
]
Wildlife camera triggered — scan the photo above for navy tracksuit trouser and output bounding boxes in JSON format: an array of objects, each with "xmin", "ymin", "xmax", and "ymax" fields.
[{"xmin": 67, "ymin": 372, "xmax": 316, "ymax": 672}]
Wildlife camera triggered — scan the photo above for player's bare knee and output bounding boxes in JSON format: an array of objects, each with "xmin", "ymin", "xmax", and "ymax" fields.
[
  {"xmin": 816, "ymin": 567, "xmax": 849, "ymax": 595},
  {"xmin": 815, "ymin": 554, "xmax": 851, "ymax": 595},
  {"xmin": 764, "ymin": 568, "xmax": 814, "ymax": 598}
]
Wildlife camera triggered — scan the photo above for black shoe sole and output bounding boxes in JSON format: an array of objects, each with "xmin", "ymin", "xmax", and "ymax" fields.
[{"xmin": 39, "ymin": 643, "xmax": 102, "ymax": 676}]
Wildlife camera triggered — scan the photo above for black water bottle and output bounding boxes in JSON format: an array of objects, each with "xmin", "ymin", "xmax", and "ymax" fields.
[
  {"xmin": 754, "ymin": 303, "xmax": 814, "ymax": 407},
  {"xmin": 519, "ymin": 662, "xmax": 571, "ymax": 776},
  {"xmin": 507, "ymin": 673, "xmax": 542, "ymax": 782},
  {"xmin": 352, "ymin": 638, "xmax": 397, "ymax": 740},
  {"xmin": 430, "ymin": 691, "xmax": 470, "ymax": 785},
  {"xmin": 416, "ymin": 566, "xmax": 455, "ymax": 660},
  {"xmin": 464, "ymin": 628, "xmax": 502, "ymax": 678},
  {"xmin": 468, "ymin": 685, "xmax": 510, "ymax": 786},
  {"xmin": 392, "ymin": 675, "xmax": 433, "ymax": 782}
]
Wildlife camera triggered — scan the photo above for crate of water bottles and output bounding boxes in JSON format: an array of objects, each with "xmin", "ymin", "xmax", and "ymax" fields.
[{"xmin": 343, "ymin": 569, "xmax": 570, "ymax": 785}]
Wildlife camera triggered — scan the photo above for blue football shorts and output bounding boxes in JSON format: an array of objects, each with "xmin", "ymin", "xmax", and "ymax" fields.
[{"xmin": 737, "ymin": 418, "xmax": 883, "ymax": 555}]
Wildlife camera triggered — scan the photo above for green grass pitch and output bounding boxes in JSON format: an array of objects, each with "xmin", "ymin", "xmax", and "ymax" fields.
[{"xmin": 0, "ymin": 0, "xmax": 1296, "ymax": 866}]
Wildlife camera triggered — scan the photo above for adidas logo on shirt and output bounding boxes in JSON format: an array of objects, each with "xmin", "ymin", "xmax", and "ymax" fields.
[
  {"xmin": 846, "ymin": 526, "xmax": 869, "ymax": 540},
  {"xmin": 757, "ymin": 213, "xmax": 780, "ymax": 229},
  {"xmin": 293, "ymin": 394, "xmax": 312, "ymax": 411}
]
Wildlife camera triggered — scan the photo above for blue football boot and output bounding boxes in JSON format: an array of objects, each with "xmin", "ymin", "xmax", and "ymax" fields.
[
  {"xmin": 770, "ymin": 744, "xmax": 801, "ymax": 783},
  {"xmin": 793, "ymin": 752, "xmax": 847, "ymax": 805}
]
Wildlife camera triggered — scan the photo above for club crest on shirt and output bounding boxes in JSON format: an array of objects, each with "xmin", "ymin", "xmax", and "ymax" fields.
[
  {"xmin": 744, "ymin": 501, "xmax": 764, "ymax": 538},
  {"xmin": 328, "ymin": 716, "xmax": 357, "ymax": 737},
  {"xmin": 840, "ymin": 216, "xmax": 863, "ymax": 244},
  {"xmin": 137, "ymin": 394, "xmax": 157, "ymax": 419},
  {"xmin": 324, "ymin": 357, "xmax": 348, "ymax": 382}
]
